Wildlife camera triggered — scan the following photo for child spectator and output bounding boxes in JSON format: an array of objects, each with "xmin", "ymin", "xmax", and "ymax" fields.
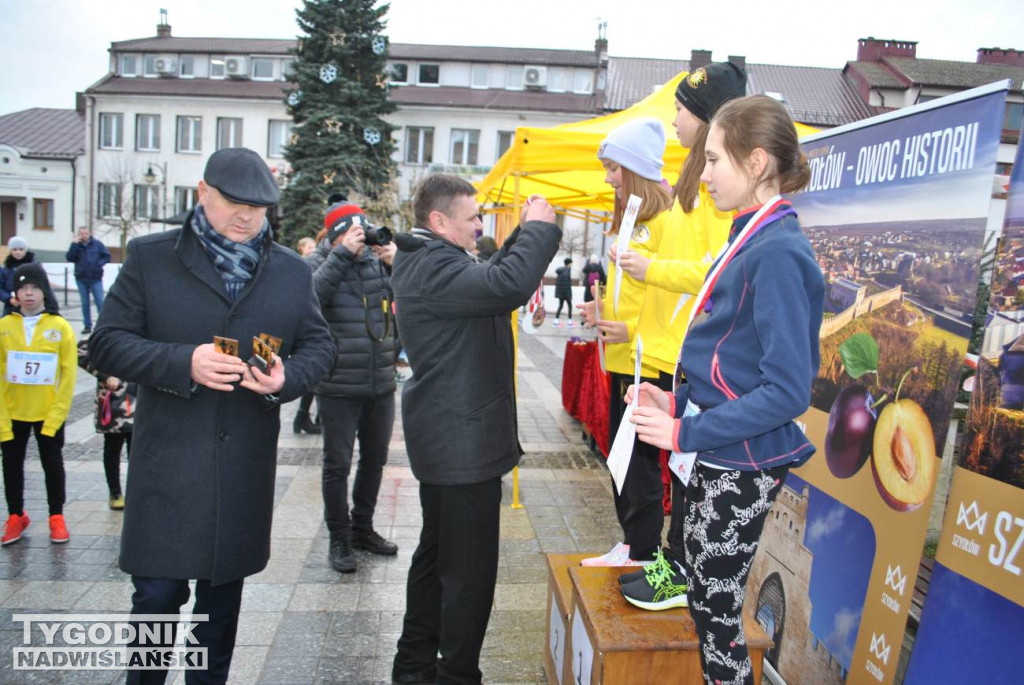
[
  {"xmin": 1, "ymin": 263, "xmax": 77, "ymax": 545},
  {"xmin": 78, "ymin": 338, "xmax": 134, "ymax": 510}
]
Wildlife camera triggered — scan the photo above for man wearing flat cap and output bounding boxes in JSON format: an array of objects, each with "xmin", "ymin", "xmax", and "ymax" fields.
[{"xmin": 89, "ymin": 147, "xmax": 334, "ymax": 684}]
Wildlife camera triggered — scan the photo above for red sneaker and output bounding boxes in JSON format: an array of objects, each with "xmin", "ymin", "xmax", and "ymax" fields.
[
  {"xmin": 2, "ymin": 513, "xmax": 30, "ymax": 546},
  {"xmin": 49, "ymin": 514, "xmax": 70, "ymax": 544}
]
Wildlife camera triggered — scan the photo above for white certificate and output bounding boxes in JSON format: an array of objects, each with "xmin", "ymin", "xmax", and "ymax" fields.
[
  {"xmin": 613, "ymin": 194, "xmax": 642, "ymax": 315},
  {"xmin": 6, "ymin": 351, "xmax": 58, "ymax": 386}
]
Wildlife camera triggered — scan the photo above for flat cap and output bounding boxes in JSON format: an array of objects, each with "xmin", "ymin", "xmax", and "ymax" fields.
[{"xmin": 203, "ymin": 147, "xmax": 280, "ymax": 207}]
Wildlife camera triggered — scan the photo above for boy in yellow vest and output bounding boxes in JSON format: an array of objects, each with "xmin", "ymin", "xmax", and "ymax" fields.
[{"xmin": 0, "ymin": 263, "xmax": 76, "ymax": 545}]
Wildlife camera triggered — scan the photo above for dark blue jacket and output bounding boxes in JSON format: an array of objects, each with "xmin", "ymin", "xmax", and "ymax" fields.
[
  {"xmin": 66, "ymin": 237, "xmax": 110, "ymax": 281},
  {"xmin": 673, "ymin": 206, "xmax": 824, "ymax": 470}
]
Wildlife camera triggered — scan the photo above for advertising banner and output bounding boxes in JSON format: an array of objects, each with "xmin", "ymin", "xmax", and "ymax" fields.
[
  {"xmin": 742, "ymin": 82, "xmax": 1009, "ymax": 685},
  {"xmin": 902, "ymin": 117, "xmax": 1024, "ymax": 685}
]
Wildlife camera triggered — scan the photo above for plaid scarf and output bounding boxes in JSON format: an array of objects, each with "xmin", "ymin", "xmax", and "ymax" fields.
[{"xmin": 190, "ymin": 204, "xmax": 269, "ymax": 301}]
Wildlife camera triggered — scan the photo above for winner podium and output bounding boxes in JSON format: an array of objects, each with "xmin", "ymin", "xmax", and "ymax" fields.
[{"xmin": 545, "ymin": 554, "xmax": 772, "ymax": 684}]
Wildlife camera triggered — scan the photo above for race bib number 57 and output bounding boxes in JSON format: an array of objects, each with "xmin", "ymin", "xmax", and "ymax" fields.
[{"xmin": 6, "ymin": 351, "xmax": 58, "ymax": 386}]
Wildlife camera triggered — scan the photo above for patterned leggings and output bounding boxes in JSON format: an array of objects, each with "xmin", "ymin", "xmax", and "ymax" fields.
[{"xmin": 684, "ymin": 463, "xmax": 788, "ymax": 685}]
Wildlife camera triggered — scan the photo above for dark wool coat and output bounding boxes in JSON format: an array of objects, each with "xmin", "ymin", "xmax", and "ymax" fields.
[
  {"xmin": 554, "ymin": 265, "xmax": 573, "ymax": 300},
  {"xmin": 307, "ymin": 240, "xmax": 397, "ymax": 398},
  {"xmin": 391, "ymin": 221, "xmax": 561, "ymax": 485},
  {"xmin": 89, "ymin": 218, "xmax": 334, "ymax": 585}
]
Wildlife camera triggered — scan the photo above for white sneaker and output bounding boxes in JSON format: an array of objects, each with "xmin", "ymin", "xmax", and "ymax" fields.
[
  {"xmin": 552, "ymin": 320, "xmax": 561, "ymax": 327},
  {"xmin": 567, "ymin": 321, "xmax": 575, "ymax": 328},
  {"xmin": 580, "ymin": 542, "xmax": 650, "ymax": 567}
]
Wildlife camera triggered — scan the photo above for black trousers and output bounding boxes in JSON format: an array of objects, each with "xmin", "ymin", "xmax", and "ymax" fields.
[
  {"xmin": 607, "ymin": 371, "xmax": 668, "ymax": 561},
  {"xmin": 298, "ymin": 392, "xmax": 316, "ymax": 415},
  {"xmin": 554, "ymin": 296, "xmax": 572, "ymax": 319},
  {"xmin": 1, "ymin": 420, "xmax": 65, "ymax": 516},
  {"xmin": 684, "ymin": 464, "xmax": 788, "ymax": 685},
  {"xmin": 127, "ymin": 575, "xmax": 244, "ymax": 685},
  {"xmin": 394, "ymin": 476, "xmax": 502, "ymax": 684},
  {"xmin": 319, "ymin": 393, "xmax": 394, "ymax": 539},
  {"xmin": 103, "ymin": 433, "xmax": 131, "ymax": 496}
]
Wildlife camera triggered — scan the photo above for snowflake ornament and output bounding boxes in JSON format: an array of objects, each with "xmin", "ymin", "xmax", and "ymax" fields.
[
  {"xmin": 372, "ymin": 35, "xmax": 387, "ymax": 55},
  {"xmin": 287, "ymin": 91, "xmax": 302, "ymax": 107},
  {"xmin": 363, "ymin": 128, "xmax": 382, "ymax": 145},
  {"xmin": 319, "ymin": 64, "xmax": 338, "ymax": 84}
]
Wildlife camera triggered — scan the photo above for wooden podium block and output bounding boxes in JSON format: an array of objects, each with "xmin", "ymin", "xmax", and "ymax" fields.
[
  {"xmin": 545, "ymin": 554, "xmax": 591, "ymax": 685},
  {"xmin": 565, "ymin": 566, "xmax": 772, "ymax": 684}
]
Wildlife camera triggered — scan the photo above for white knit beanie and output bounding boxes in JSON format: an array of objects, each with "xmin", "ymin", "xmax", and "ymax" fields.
[
  {"xmin": 8, "ymin": 236, "xmax": 27, "ymax": 250},
  {"xmin": 597, "ymin": 118, "xmax": 666, "ymax": 181}
]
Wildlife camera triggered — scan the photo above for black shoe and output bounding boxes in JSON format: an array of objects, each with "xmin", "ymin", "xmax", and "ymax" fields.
[
  {"xmin": 81, "ymin": 327, "xmax": 92, "ymax": 335},
  {"xmin": 352, "ymin": 528, "xmax": 398, "ymax": 556},
  {"xmin": 329, "ymin": 538, "xmax": 357, "ymax": 573},
  {"xmin": 392, "ymin": 665, "xmax": 437, "ymax": 684},
  {"xmin": 293, "ymin": 411, "xmax": 321, "ymax": 435}
]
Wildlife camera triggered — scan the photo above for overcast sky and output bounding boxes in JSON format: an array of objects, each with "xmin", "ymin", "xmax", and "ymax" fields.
[{"xmin": 2, "ymin": 0, "xmax": 1023, "ymax": 116}]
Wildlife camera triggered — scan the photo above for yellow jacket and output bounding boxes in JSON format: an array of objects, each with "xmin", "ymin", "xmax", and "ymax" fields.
[
  {"xmin": 603, "ymin": 212, "xmax": 666, "ymax": 377},
  {"xmin": 632, "ymin": 187, "xmax": 733, "ymax": 374},
  {"xmin": 0, "ymin": 313, "xmax": 77, "ymax": 440}
]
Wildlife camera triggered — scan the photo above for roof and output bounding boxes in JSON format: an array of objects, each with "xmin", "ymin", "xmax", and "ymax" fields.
[
  {"xmin": 845, "ymin": 61, "xmax": 905, "ymax": 88},
  {"xmin": 0, "ymin": 108, "xmax": 84, "ymax": 158},
  {"xmin": 389, "ymin": 43, "xmax": 599, "ymax": 67},
  {"xmin": 605, "ymin": 57, "xmax": 688, "ymax": 110},
  {"xmin": 747, "ymin": 63, "xmax": 875, "ymax": 127},
  {"xmin": 110, "ymin": 36, "xmax": 295, "ymax": 55},
  {"xmin": 883, "ymin": 57, "xmax": 1024, "ymax": 91},
  {"xmin": 389, "ymin": 86, "xmax": 602, "ymax": 114},
  {"xmin": 86, "ymin": 74, "xmax": 290, "ymax": 100},
  {"xmin": 605, "ymin": 57, "xmax": 873, "ymax": 127}
]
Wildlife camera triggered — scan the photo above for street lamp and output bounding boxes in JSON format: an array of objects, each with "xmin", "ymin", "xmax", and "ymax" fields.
[{"xmin": 143, "ymin": 162, "xmax": 168, "ymax": 221}]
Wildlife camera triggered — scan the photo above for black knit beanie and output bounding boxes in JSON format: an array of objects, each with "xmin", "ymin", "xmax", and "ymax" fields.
[
  {"xmin": 13, "ymin": 262, "xmax": 50, "ymax": 293},
  {"xmin": 675, "ymin": 62, "xmax": 748, "ymax": 123}
]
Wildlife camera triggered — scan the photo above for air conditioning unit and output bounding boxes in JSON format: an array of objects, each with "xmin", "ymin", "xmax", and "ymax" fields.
[
  {"xmin": 523, "ymin": 66, "xmax": 547, "ymax": 89},
  {"xmin": 154, "ymin": 57, "xmax": 177, "ymax": 77},
  {"xmin": 225, "ymin": 56, "xmax": 250, "ymax": 79}
]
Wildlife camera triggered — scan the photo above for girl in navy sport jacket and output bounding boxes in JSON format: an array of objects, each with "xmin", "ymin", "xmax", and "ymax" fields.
[{"xmin": 629, "ymin": 95, "xmax": 825, "ymax": 685}]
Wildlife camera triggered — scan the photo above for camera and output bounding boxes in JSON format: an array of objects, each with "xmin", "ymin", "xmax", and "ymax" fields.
[{"xmin": 364, "ymin": 224, "xmax": 393, "ymax": 247}]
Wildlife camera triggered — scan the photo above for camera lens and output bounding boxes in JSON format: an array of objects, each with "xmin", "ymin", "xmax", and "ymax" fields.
[{"xmin": 364, "ymin": 225, "xmax": 392, "ymax": 247}]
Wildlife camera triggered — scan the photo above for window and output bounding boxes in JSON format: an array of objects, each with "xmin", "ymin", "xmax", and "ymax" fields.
[
  {"xmin": 268, "ymin": 120, "xmax": 293, "ymax": 158},
  {"xmin": 33, "ymin": 199, "xmax": 54, "ymax": 230},
  {"xmin": 505, "ymin": 65, "xmax": 524, "ymax": 90},
  {"xmin": 450, "ymin": 129, "xmax": 480, "ymax": 165},
  {"xmin": 496, "ymin": 131, "xmax": 514, "ymax": 160},
  {"xmin": 252, "ymin": 58, "xmax": 274, "ymax": 80},
  {"xmin": 389, "ymin": 63, "xmax": 408, "ymax": 83},
  {"xmin": 179, "ymin": 55, "xmax": 195, "ymax": 77},
  {"xmin": 405, "ymin": 127, "xmax": 434, "ymax": 164},
  {"xmin": 210, "ymin": 56, "xmax": 226, "ymax": 78},
  {"xmin": 98, "ymin": 183, "xmax": 121, "ymax": 218},
  {"xmin": 217, "ymin": 118, "xmax": 243, "ymax": 149},
  {"xmin": 547, "ymin": 67, "xmax": 567, "ymax": 92},
  {"xmin": 418, "ymin": 64, "xmax": 439, "ymax": 85},
  {"xmin": 282, "ymin": 59, "xmax": 296, "ymax": 80},
  {"xmin": 144, "ymin": 55, "xmax": 158, "ymax": 77},
  {"xmin": 134, "ymin": 185, "xmax": 161, "ymax": 219},
  {"xmin": 1006, "ymin": 102, "xmax": 1023, "ymax": 132},
  {"xmin": 120, "ymin": 55, "xmax": 137, "ymax": 77},
  {"xmin": 471, "ymin": 64, "xmax": 489, "ymax": 88},
  {"xmin": 176, "ymin": 116, "xmax": 202, "ymax": 153},
  {"xmin": 98, "ymin": 113, "xmax": 123, "ymax": 149},
  {"xmin": 174, "ymin": 186, "xmax": 199, "ymax": 215},
  {"xmin": 135, "ymin": 114, "xmax": 161, "ymax": 151},
  {"xmin": 573, "ymin": 69, "xmax": 593, "ymax": 94}
]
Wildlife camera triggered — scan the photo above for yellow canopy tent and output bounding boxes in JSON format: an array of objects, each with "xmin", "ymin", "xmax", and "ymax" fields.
[{"xmin": 477, "ymin": 71, "xmax": 818, "ymax": 241}]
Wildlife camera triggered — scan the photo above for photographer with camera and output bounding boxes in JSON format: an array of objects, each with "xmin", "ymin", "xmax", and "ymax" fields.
[{"xmin": 309, "ymin": 201, "xmax": 399, "ymax": 574}]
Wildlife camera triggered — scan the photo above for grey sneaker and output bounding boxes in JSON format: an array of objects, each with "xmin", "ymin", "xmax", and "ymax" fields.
[{"xmin": 621, "ymin": 556, "xmax": 688, "ymax": 611}]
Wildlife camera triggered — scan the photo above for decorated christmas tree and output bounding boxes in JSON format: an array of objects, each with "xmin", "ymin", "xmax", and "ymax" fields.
[{"xmin": 280, "ymin": 0, "xmax": 398, "ymax": 241}]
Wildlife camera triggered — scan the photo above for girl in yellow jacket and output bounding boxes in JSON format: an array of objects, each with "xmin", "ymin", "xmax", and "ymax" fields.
[
  {"xmin": 0, "ymin": 263, "xmax": 76, "ymax": 545},
  {"xmin": 615, "ymin": 63, "xmax": 749, "ymax": 610},
  {"xmin": 578, "ymin": 117, "xmax": 672, "ymax": 567}
]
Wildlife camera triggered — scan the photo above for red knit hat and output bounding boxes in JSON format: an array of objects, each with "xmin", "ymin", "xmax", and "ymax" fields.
[{"xmin": 323, "ymin": 202, "xmax": 367, "ymax": 241}]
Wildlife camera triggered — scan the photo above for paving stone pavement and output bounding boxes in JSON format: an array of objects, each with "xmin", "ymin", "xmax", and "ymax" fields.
[{"xmin": 0, "ymin": 305, "xmax": 626, "ymax": 684}]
